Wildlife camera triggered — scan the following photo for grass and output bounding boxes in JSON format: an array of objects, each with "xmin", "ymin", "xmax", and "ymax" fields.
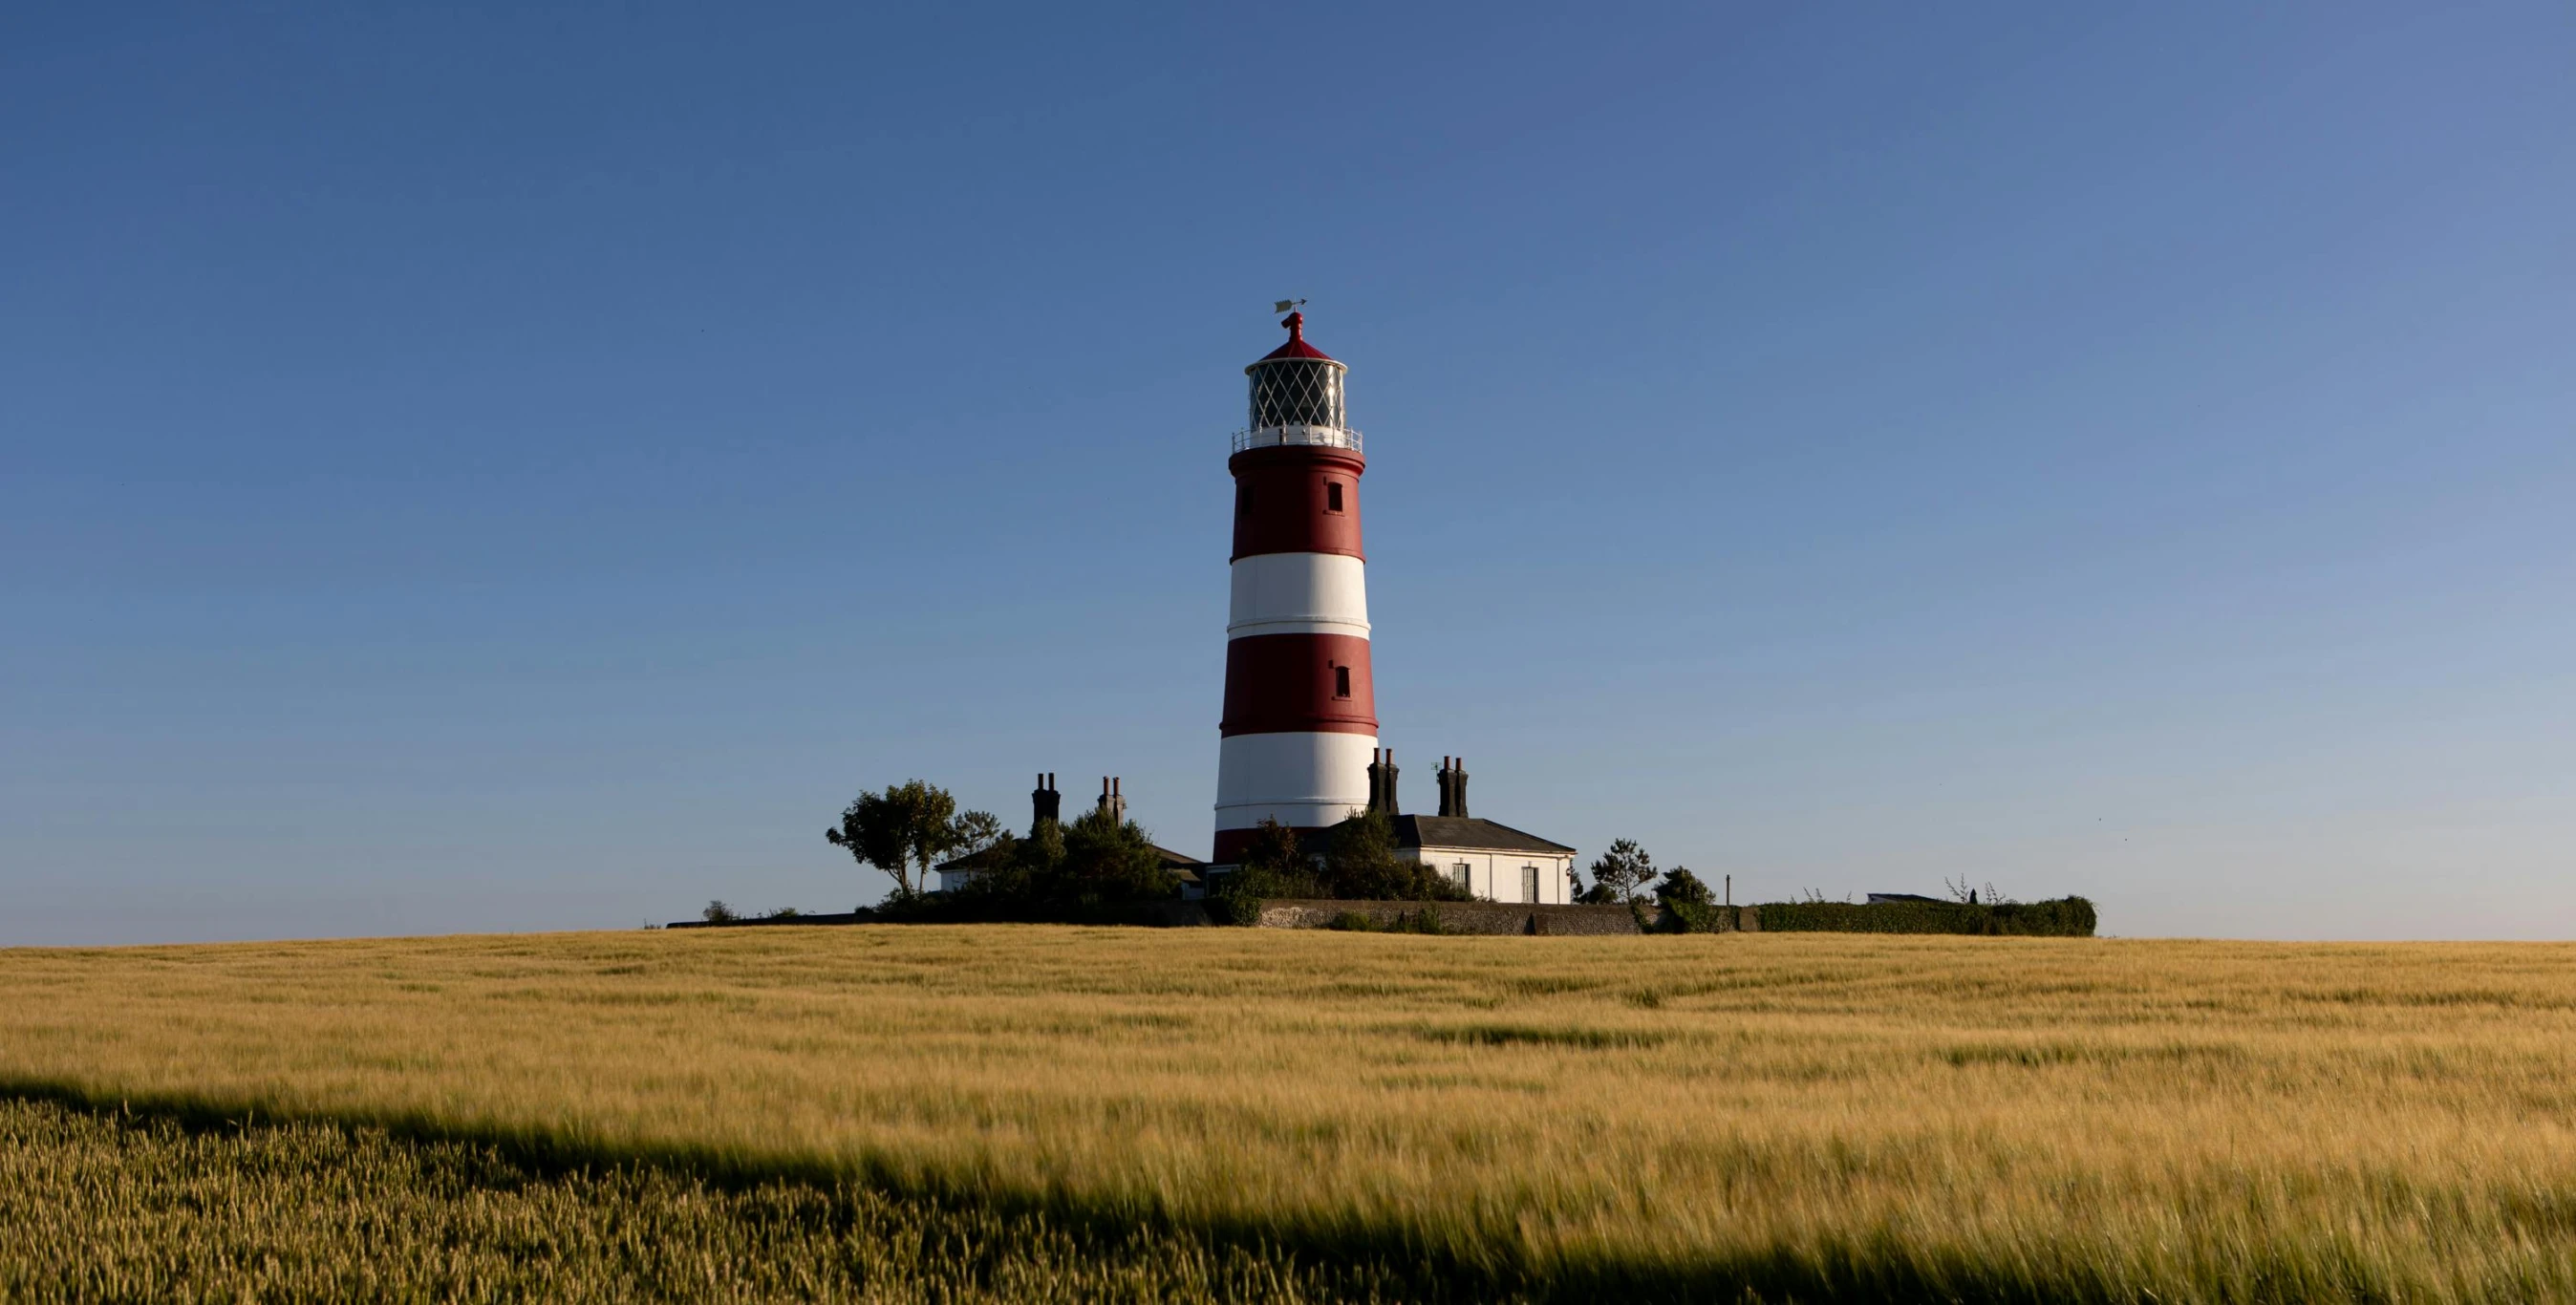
[
  {"xmin": 0, "ymin": 1097, "xmax": 1401, "ymax": 1303},
  {"xmin": 4, "ymin": 927, "xmax": 2575, "ymax": 1301}
]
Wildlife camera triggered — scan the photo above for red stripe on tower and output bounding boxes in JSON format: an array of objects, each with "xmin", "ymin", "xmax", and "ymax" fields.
[
  {"xmin": 1213, "ymin": 311, "xmax": 1378, "ymax": 865},
  {"xmin": 1219, "ymin": 633, "xmax": 1376, "ymax": 736},
  {"xmin": 1231, "ymin": 446, "xmax": 1367, "ymax": 561}
]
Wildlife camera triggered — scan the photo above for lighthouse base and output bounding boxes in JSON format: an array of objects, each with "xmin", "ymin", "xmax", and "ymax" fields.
[{"xmin": 1213, "ymin": 730, "xmax": 1375, "ymax": 861}]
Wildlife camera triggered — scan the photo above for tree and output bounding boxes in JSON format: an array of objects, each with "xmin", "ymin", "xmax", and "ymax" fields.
[
  {"xmin": 702, "ymin": 900, "xmax": 739, "ymax": 923},
  {"xmin": 1655, "ymin": 867, "xmax": 1713, "ymax": 908},
  {"xmin": 1221, "ymin": 817, "xmax": 1321, "ymax": 901},
  {"xmin": 952, "ymin": 809, "xmax": 1004, "ymax": 859},
  {"xmin": 1320, "ymin": 808, "xmax": 1470, "ymax": 901},
  {"xmin": 1587, "ymin": 839, "xmax": 1657, "ymax": 903},
  {"xmin": 1322, "ymin": 807, "xmax": 1407, "ymax": 899},
  {"xmin": 826, "ymin": 780, "xmax": 965, "ymax": 898},
  {"xmin": 1059, "ymin": 807, "xmax": 1180, "ymax": 906}
]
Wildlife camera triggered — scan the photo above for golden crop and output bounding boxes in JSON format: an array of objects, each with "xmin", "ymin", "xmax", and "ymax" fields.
[
  {"xmin": 5, "ymin": 927, "xmax": 2574, "ymax": 1301},
  {"xmin": 0, "ymin": 1098, "xmax": 1382, "ymax": 1303}
]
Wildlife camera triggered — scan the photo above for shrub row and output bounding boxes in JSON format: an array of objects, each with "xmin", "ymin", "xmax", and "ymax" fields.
[
  {"xmin": 1653, "ymin": 901, "xmax": 1750, "ymax": 934},
  {"xmin": 1751, "ymin": 897, "xmax": 2096, "ymax": 937}
]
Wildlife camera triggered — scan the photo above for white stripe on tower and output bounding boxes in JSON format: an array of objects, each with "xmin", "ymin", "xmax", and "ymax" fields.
[
  {"xmin": 1213, "ymin": 732, "xmax": 1380, "ymax": 835},
  {"xmin": 1227, "ymin": 552, "xmax": 1370, "ymax": 640}
]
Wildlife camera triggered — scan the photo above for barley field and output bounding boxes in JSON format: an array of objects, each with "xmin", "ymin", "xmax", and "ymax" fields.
[
  {"xmin": 5, "ymin": 927, "xmax": 2574, "ymax": 1302},
  {"xmin": 0, "ymin": 1098, "xmax": 1391, "ymax": 1303}
]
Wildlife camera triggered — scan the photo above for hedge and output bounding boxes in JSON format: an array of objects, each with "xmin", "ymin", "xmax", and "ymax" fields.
[
  {"xmin": 1654, "ymin": 901, "xmax": 1750, "ymax": 933},
  {"xmin": 1752, "ymin": 897, "xmax": 2096, "ymax": 937}
]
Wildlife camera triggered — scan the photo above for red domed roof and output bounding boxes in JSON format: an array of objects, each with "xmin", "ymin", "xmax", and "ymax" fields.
[{"xmin": 1255, "ymin": 311, "xmax": 1339, "ymax": 364}]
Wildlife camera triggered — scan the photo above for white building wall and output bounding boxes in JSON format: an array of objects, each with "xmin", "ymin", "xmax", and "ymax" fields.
[{"xmin": 1401, "ymin": 845, "xmax": 1576, "ymax": 905}]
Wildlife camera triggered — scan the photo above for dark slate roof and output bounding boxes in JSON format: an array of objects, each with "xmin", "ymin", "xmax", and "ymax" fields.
[
  {"xmin": 1392, "ymin": 815, "xmax": 1576, "ymax": 855},
  {"xmin": 934, "ymin": 844, "xmax": 1012, "ymax": 872},
  {"xmin": 1866, "ymin": 892, "xmax": 1946, "ymax": 904},
  {"xmin": 936, "ymin": 842, "xmax": 1205, "ymax": 883},
  {"xmin": 1152, "ymin": 845, "xmax": 1208, "ymax": 882}
]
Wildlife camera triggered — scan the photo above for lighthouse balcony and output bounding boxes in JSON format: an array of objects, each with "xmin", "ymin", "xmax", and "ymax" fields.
[{"xmin": 1232, "ymin": 423, "xmax": 1363, "ymax": 454}]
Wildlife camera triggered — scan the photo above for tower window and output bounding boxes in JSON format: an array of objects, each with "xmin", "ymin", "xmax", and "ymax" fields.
[
  {"xmin": 1325, "ymin": 482, "xmax": 1344, "ymax": 513},
  {"xmin": 1334, "ymin": 665, "xmax": 1351, "ymax": 698},
  {"xmin": 1236, "ymin": 486, "xmax": 1254, "ymax": 519}
]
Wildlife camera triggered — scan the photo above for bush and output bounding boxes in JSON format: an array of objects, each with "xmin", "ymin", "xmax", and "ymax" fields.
[
  {"xmin": 1655, "ymin": 868, "xmax": 1714, "ymax": 909},
  {"xmin": 1390, "ymin": 907, "xmax": 1451, "ymax": 935},
  {"xmin": 1322, "ymin": 907, "xmax": 1451, "ymax": 934},
  {"xmin": 900, "ymin": 810, "xmax": 1185, "ymax": 925},
  {"xmin": 1202, "ymin": 893, "xmax": 1264, "ymax": 927},
  {"xmin": 1658, "ymin": 900, "xmax": 1735, "ymax": 933},
  {"xmin": 1321, "ymin": 810, "xmax": 1471, "ymax": 902},
  {"xmin": 1752, "ymin": 897, "xmax": 2097, "ymax": 937}
]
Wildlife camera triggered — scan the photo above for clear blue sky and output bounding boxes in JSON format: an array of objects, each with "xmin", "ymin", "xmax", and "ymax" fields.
[{"xmin": 6, "ymin": 3, "xmax": 2570, "ymax": 945}]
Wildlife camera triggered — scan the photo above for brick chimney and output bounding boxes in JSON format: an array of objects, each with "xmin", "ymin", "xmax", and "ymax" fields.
[
  {"xmin": 1364, "ymin": 749, "xmax": 1400, "ymax": 815},
  {"xmin": 1097, "ymin": 776, "xmax": 1127, "ymax": 824},
  {"xmin": 1436, "ymin": 757, "xmax": 1470, "ymax": 819},
  {"xmin": 1365, "ymin": 749, "xmax": 1385, "ymax": 813},
  {"xmin": 1030, "ymin": 772, "xmax": 1060, "ymax": 833}
]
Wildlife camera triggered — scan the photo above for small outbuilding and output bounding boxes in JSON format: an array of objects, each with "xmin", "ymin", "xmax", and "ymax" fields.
[
  {"xmin": 1394, "ymin": 812, "xmax": 1578, "ymax": 905},
  {"xmin": 1199, "ymin": 754, "xmax": 1578, "ymax": 905},
  {"xmin": 1386, "ymin": 756, "xmax": 1578, "ymax": 903},
  {"xmin": 934, "ymin": 775, "xmax": 1206, "ymax": 893}
]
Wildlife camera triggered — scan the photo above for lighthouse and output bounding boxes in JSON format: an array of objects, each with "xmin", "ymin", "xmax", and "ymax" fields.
[{"xmin": 1212, "ymin": 312, "xmax": 1375, "ymax": 863}]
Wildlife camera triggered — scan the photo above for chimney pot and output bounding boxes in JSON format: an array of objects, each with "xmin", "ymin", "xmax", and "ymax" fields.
[{"xmin": 1032, "ymin": 771, "xmax": 1062, "ymax": 832}]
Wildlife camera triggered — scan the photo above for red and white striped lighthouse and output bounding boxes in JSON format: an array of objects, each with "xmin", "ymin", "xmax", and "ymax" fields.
[{"xmin": 1213, "ymin": 311, "xmax": 1375, "ymax": 863}]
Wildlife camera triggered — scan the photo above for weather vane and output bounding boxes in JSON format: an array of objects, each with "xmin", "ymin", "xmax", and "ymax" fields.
[{"xmin": 1272, "ymin": 298, "xmax": 1307, "ymax": 315}]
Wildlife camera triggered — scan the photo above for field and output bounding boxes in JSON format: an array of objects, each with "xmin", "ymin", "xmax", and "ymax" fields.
[{"xmin": 5, "ymin": 927, "xmax": 2575, "ymax": 1302}]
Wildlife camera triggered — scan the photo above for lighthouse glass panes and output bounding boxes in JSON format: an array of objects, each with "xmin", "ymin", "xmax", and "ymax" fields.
[{"xmin": 1248, "ymin": 359, "xmax": 1344, "ymax": 431}]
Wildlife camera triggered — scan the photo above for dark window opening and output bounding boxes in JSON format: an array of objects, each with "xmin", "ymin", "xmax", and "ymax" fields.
[
  {"xmin": 1325, "ymin": 482, "xmax": 1344, "ymax": 513},
  {"xmin": 1334, "ymin": 665, "xmax": 1352, "ymax": 698},
  {"xmin": 1236, "ymin": 486, "xmax": 1254, "ymax": 518}
]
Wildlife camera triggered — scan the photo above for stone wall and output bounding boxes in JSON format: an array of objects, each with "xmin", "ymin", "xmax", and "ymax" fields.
[
  {"xmin": 1254, "ymin": 899, "xmax": 1652, "ymax": 935},
  {"xmin": 665, "ymin": 911, "xmax": 871, "ymax": 930}
]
